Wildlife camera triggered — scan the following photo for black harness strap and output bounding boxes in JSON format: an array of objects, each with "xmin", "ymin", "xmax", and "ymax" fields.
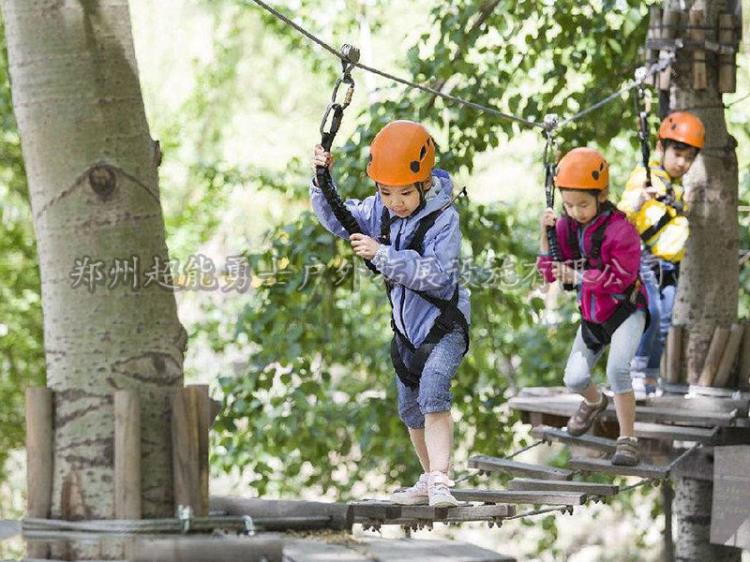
[
  {"xmin": 380, "ymin": 205, "xmax": 469, "ymax": 388},
  {"xmin": 564, "ymin": 208, "xmax": 649, "ymax": 353}
]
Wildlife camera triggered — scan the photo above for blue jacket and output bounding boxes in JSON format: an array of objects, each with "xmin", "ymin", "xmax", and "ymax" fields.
[{"xmin": 310, "ymin": 169, "xmax": 471, "ymax": 348}]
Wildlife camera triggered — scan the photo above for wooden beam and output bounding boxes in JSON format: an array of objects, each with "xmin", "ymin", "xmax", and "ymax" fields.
[
  {"xmin": 568, "ymin": 456, "xmax": 669, "ymax": 478},
  {"xmin": 741, "ymin": 323, "xmax": 750, "ymax": 388},
  {"xmin": 188, "ymin": 384, "xmax": 210, "ymax": 516},
  {"xmin": 689, "ymin": 6, "xmax": 707, "ymax": 90},
  {"xmin": 452, "ymin": 488, "xmax": 587, "ymax": 506},
  {"xmin": 718, "ymin": 13, "xmax": 737, "ymax": 93},
  {"xmin": 507, "ymin": 478, "xmax": 619, "ymax": 497},
  {"xmin": 350, "ymin": 501, "xmax": 402, "ymax": 520},
  {"xmin": 130, "ymin": 537, "xmax": 283, "ymax": 562},
  {"xmin": 114, "ymin": 389, "xmax": 141, "ymax": 519},
  {"xmin": 530, "ymin": 425, "xmax": 617, "ymax": 454},
  {"xmin": 468, "ymin": 455, "xmax": 573, "ymax": 480}
]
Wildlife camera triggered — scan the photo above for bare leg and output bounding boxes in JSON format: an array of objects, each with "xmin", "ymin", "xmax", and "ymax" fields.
[
  {"xmin": 424, "ymin": 411, "xmax": 453, "ymax": 474},
  {"xmin": 408, "ymin": 428, "xmax": 430, "ymax": 473},
  {"xmin": 580, "ymin": 383, "xmax": 602, "ymax": 403},
  {"xmin": 613, "ymin": 391, "xmax": 636, "ymax": 437}
]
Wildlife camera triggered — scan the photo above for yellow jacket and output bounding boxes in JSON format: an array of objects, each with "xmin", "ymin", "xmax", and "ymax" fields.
[{"xmin": 617, "ymin": 160, "xmax": 689, "ymax": 263}]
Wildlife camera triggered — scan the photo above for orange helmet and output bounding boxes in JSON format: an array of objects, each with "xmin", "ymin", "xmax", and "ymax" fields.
[
  {"xmin": 658, "ymin": 111, "xmax": 705, "ymax": 149},
  {"xmin": 366, "ymin": 120, "xmax": 436, "ymax": 186},
  {"xmin": 555, "ymin": 147, "xmax": 609, "ymax": 191}
]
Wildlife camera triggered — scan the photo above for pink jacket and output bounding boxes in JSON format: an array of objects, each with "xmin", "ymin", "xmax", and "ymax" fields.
[{"xmin": 537, "ymin": 210, "xmax": 647, "ymax": 324}]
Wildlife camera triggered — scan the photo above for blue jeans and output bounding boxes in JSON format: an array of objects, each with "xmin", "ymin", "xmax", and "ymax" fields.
[
  {"xmin": 564, "ymin": 310, "xmax": 647, "ymax": 394},
  {"xmin": 396, "ymin": 330, "xmax": 466, "ymax": 429},
  {"xmin": 632, "ymin": 256, "xmax": 676, "ymax": 378}
]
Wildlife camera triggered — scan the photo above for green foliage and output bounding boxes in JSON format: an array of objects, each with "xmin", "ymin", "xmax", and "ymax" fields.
[{"xmin": 0, "ymin": 22, "xmax": 45, "ymax": 485}]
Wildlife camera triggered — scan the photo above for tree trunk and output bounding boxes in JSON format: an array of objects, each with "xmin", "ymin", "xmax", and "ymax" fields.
[
  {"xmin": 668, "ymin": 0, "xmax": 740, "ymax": 560},
  {"xmin": 1, "ymin": 0, "xmax": 186, "ymax": 543}
]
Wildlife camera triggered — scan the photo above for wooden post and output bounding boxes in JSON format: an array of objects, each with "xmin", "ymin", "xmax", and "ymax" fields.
[
  {"xmin": 738, "ymin": 323, "xmax": 750, "ymax": 388},
  {"xmin": 660, "ymin": 8, "xmax": 681, "ymax": 90},
  {"xmin": 114, "ymin": 389, "xmax": 141, "ymax": 519},
  {"xmin": 647, "ymin": 6, "xmax": 663, "ymax": 87},
  {"xmin": 171, "ymin": 386, "xmax": 209, "ymax": 517},
  {"xmin": 666, "ymin": 326, "xmax": 684, "ymax": 385},
  {"xmin": 689, "ymin": 6, "xmax": 708, "ymax": 90},
  {"xmin": 698, "ymin": 327, "xmax": 730, "ymax": 386},
  {"xmin": 26, "ymin": 387, "xmax": 54, "ymax": 518},
  {"xmin": 718, "ymin": 13, "xmax": 737, "ymax": 93},
  {"xmin": 25, "ymin": 387, "xmax": 53, "ymax": 559},
  {"xmin": 189, "ymin": 384, "xmax": 210, "ymax": 517},
  {"xmin": 713, "ymin": 324, "xmax": 744, "ymax": 387}
]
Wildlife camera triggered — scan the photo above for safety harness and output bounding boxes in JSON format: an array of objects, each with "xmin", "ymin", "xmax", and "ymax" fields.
[
  {"xmin": 379, "ymin": 204, "xmax": 470, "ymax": 389},
  {"xmin": 563, "ymin": 205, "xmax": 649, "ymax": 353}
]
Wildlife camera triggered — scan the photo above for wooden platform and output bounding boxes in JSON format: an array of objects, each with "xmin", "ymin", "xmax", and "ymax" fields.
[
  {"xmin": 350, "ymin": 500, "xmax": 517, "ymax": 528},
  {"xmin": 452, "ymin": 488, "xmax": 587, "ymax": 506},
  {"xmin": 530, "ymin": 425, "xmax": 617, "ymax": 453}
]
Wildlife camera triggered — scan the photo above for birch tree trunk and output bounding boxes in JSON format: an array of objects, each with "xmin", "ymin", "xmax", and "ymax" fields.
[
  {"xmin": 668, "ymin": 0, "xmax": 740, "ymax": 560},
  {"xmin": 1, "ymin": 0, "xmax": 186, "ymax": 543}
]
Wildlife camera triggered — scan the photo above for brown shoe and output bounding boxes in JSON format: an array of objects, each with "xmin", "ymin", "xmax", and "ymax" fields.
[
  {"xmin": 611, "ymin": 437, "xmax": 640, "ymax": 466},
  {"xmin": 566, "ymin": 393, "xmax": 608, "ymax": 436}
]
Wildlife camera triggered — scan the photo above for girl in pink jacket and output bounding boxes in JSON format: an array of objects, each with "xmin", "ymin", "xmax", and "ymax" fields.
[{"xmin": 537, "ymin": 148, "xmax": 648, "ymax": 466}]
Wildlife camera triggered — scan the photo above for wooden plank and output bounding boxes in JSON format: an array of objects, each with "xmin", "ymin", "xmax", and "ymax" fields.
[
  {"xmin": 739, "ymin": 324, "xmax": 750, "ymax": 386},
  {"xmin": 114, "ymin": 389, "xmax": 141, "ymax": 520},
  {"xmin": 530, "ymin": 425, "xmax": 617, "ymax": 453},
  {"xmin": 510, "ymin": 396, "xmax": 738, "ymax": 427},
  {"xmin": 211, "ymin": 496, "xmax": 352, "ymax": 531},
  {"xmin": 351, "ymin": 537, "xmax": 517, "ymax": 562},
  {"xmin": 711, "ymin": 446, "xmax": 750, "ymax": 548},
  {"xmin": 718, "ymin": 13, "xmax": 737, "ymax": 93},
  {"xmin": 350, "ymin": 501, "xmax": 402, "ymax": 520},
  {"xmin": 689, "ymin": 6, "xmax": 707, "ymax": 90},
  {"xmin": 362, "ymin": 504, "xmax": 516, "ymax": 525},
  {"xmin": 568, "ymin": 456, "xmax": 669, "ymax": 478},
  {"xmin": 645, "ymin": 395, "xmax": 748, "ymax": 416},
  {"xmin": 130, "ymin": 537, "xmax": 283, "ymax": 562},
  {"xmin": 698, "ymin": 327, "xmax": 731, "ymax": 387},
  {"xmin": 468, "ymin": 455, "xmax": 573, "ymax": 480},
  {"xmin": 507, "ymin": 478, "xmax": 619, "ymax": 497},
  {"xmin": 714, "ymin": 324, "xmax": 745, "ymax": 387},
  {"xmin": 452, "ymin": 489, "xmax": 586, "ymax": 506},
  {"xmin": 633, "ymin": 422, "xmax": 718, "ymax": 443},
  {"xmin": 26, "ymin": 387, "xmax": 53, "ymax": 519}
]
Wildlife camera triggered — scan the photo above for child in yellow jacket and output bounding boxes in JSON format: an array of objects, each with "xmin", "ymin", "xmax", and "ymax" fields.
[{"xmin": 617, "ymin": 111, "xmax": 705, "ymax": 394}]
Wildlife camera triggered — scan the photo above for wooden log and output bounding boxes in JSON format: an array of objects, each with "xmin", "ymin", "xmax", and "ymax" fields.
[
  {"xmin": 187, "ymin": 384, "xmax": 210, "ymax": 517},
  {"xmin": 698, "ymin": 327, "xmax": 731, "ymax": 386},
  {"xmin": 171, "ymin": 387, "xmax": 201, "ymax": 516},
  {"xmin": 114, "ymin": 389, "xmax": 141, "ymax": 519},
  {"xmin": 689, "ymin": 7, "xmax": 708, "ymax": 90},
  {"xmin": 739, "ymin": 323, "xmax": 750, "ymax": 388},
  {"xmin": 718, "ymin": 13, "xmax": 737, "ymax": 93},
  {"xmin": 130, "ymin": 537, "xmax": 283, "ymax": 562},
  {"xmin": 665, "ymin": 326, "xmax": 684, "ymax": 384},
  {"xmin": 211, "ymin": 496, "xmax": 352, "ymax": 531},
  {"xmin": 659, "ymin": 8, "xmax": 680, "ymax": 90},
  {"xmin": 25, "ymin": 387, "xmax": 53, "ymax": 560},
  {"xmin": 714, "ymin": 323, "xmax": 745, "ymax": 387}
]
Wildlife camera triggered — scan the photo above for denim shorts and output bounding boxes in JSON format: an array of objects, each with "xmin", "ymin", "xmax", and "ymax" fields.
[{"xmin": 395, "ymin": 329, "xmax": 466, "ymax": 429}]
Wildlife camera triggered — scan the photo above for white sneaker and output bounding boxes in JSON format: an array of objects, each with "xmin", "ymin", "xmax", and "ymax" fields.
[
  {"xmin": 428, "ymin": 471, "xmax": 459, "ymax": 508},
  {"xmin": 390, "ymin": 473, "xmax": 429, "ymax": 505}
]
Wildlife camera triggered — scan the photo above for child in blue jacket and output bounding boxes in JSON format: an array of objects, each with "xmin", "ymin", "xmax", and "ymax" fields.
[{"xmin": 311, "ymin": 120, "xmax": 470, "ymax": 507}]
